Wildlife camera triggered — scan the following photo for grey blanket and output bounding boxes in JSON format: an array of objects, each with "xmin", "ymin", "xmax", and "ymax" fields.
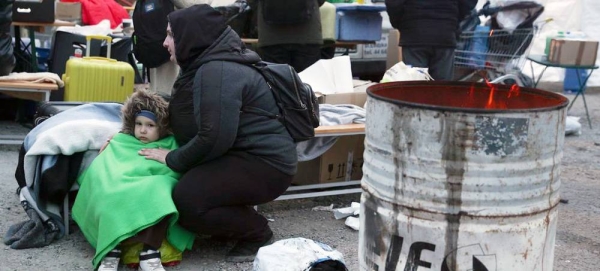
[
  {"xmin": 4, "ymin": 103, "xmax": 122, "ymax": 249},
  {"xmin": 297, "ymin": 104, "xmax": 366, "ymax": 161}
]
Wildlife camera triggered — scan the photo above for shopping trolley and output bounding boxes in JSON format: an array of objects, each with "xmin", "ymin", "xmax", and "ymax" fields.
[{"xmin": 455, "ymin": 1, "xmax": 548, "ymax": 86}]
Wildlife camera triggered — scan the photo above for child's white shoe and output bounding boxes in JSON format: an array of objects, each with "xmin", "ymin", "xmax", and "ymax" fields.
[
  {"xmin": 98, "ymin": 249, "xmax": 121, "ymax": 271},
  {"xmin": 139, "ymin": 249, "xmax": 166, "ymax": 271}
]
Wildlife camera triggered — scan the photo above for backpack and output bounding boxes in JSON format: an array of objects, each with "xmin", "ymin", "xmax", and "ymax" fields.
[
  {"xmin": 261, "ymin": 0, "xmax": 315, "ymax": 25},
  {"xmin": 132, "ymin": 0, "xmax": 173, "ymax": 68},
  {"xmin": 246, "ymin": 61, "xmax": 320, "ymax": 142}
]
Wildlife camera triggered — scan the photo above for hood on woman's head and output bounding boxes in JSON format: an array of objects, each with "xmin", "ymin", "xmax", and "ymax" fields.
[
  {"xmin": 168, "ymin": 4, "xmax": 228, "ymax": 69},
  {"xmin": 121, "ymin": 90, "xmax": 171, "ymax": 138}
]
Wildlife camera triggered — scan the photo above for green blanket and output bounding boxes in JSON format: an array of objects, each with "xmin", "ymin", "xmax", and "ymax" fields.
[{"xmin": 72, "ymin": 133, "xmax": 194, "ymax": 268}]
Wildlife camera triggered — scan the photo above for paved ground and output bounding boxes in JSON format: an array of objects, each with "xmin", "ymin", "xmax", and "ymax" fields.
[{"xmin": 0, "ymin": 84, "xmax": 599, "ymax": 270}]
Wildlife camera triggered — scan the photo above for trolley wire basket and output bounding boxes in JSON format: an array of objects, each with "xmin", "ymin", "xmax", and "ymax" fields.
[
  {"xmin": 454, "ymin": 1, "xmax": 550, "ymax": 86},
  {"xmin": 455, "ymin": 27, "xmax": 535, "ymax": 75}
]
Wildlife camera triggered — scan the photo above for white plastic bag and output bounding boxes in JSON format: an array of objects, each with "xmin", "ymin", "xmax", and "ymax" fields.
[
  {"xmin": 253, "ymin": 238, "xmax": 346, "ymax": 271},
  {"xmin": 565, "ymin": 116, "xmax": 582, "ymax": 136},
  {"xmin": 380, "ymin": 61, "xmax": 433, "ymax": 83}
]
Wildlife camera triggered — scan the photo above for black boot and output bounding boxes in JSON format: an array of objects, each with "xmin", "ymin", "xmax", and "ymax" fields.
[{"xmin": 225, "ymin": 228, "xmax": 274, "ymax": 262}]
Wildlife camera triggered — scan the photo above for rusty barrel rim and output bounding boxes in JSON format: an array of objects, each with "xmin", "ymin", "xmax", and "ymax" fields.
[{"xmin": 367, "ymin": 81, "xmax": 570, "ymax": 113}]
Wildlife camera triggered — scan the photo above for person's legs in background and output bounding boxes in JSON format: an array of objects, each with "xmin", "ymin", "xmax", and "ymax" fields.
[
  {"xmin": 402, "ymin": 46, "xmax": 431, "ymax": 70},
  {"xmin": 289, "ymin": 44, "xmax": 321, "ymax": 72},
  {"xmin": 429, "ymin": 47, "xmax": 455, "ymax": 81},
  {"xmin": 260, "ymin": 44, "xmax": 321, "ymax": 73},
  {"xmin": 259, "ymin": 45, "xmax": 292, "ymax": 66},
  {"xmin": 320, "ymin": 40, "xmax": 336, "ymax": 60}
]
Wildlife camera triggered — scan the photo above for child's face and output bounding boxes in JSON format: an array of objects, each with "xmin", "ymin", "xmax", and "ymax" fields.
[{"xmin": 134, "ymin": 116, "xmax": 160, "ymax": 143}]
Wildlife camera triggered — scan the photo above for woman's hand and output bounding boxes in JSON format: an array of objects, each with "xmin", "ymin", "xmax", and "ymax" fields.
[{"xmin": 139, "ymin": 148, "xmax": 171, "ymax": 164}]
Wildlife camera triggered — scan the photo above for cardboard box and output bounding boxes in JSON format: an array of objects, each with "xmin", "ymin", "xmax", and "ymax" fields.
[
  {"xmin": 292, "ymin": 135, "xmax": 365, "ymax": 185},
  {"xmin": 56, "ymin": 2, "xmax": 81, "ymax": 21},
  {"xmin": 548, "ymin": 38, "xmax": 599, "ymax": 66},
  {"xmin": 386, "ymin": 29, "xmax": 402, "ymax": 70},
  {"xmin": 317, "ymin": 91, "xmax": 368, "ymax": 107},
  {"xmin": 13, "ymin": 0, "xmax": 55, "ymax": 23}
]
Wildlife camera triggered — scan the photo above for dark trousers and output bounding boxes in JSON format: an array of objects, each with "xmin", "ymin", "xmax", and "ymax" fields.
[
  {"xmin": 172, "ymin": 152, "xmax": 293, "ymax": 242},
  {"xmin": 126, "ymin": 218, "xmax": 169, "ymax": 249},
  {"xmin": 402, "ymin": 46, "xmax": 455, "ymax": 81},
  {"xmin": 320, "ymin": 40, "xmax": 336, "ymax": 60},
  {"xmin": 259, "ymin": 44, "xmax": 322, "ymax": 72}
]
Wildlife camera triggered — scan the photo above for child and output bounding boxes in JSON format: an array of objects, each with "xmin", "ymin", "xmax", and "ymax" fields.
[{"xmin": 71, "ymin": 90, "xmax": 195, "ymax": 271}]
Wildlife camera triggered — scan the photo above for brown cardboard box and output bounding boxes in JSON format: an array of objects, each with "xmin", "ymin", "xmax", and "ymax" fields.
[
  {"xmin": 292, "ymin": 135, "xmax": 365, "ymax": 185},
  {"xmin": 386, "ymin": 29, "xmax": 402, "ymax": 70},
  {"xmin": 351, "ymin": 134, "xmax": 365, "ymax": 180},
  {"xmin": 295, "ymin": 82, "xmax": 370, "ymax": 185},
  {"xmin": 548, "ymin": 38, "xmax": 599, "ymax": 66},
  {"xmin": 56, "ymin": 2, "xmax": 81, "ymax": 21},
  {"xmin": 317, "ymin": 92, "xmax": 368, "ymax": 107}
]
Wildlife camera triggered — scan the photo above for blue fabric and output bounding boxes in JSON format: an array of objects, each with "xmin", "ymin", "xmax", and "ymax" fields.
[
  {"xmin": 136, "ymin": 110, "xmax": 158, "ymax": 122},
  {"xmin": 469, "ymin": 25, "xmax": 490, "ymax": 68}
]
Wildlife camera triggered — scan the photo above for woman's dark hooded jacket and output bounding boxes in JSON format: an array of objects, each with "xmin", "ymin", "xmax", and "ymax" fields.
[{"xmin": 165, "ymin": 4, "xmax": 297, "ymax": 175}]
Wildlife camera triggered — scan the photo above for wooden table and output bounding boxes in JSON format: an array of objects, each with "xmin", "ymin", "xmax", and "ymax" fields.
[
  {"xmin": 0, "ymin": 81, "xmax": 58, "ymax": 102},
  {"xmin": 315, "ymin": 123, "xmax": 366, "ymax": 136},
  {"xmin": 12, "ymin": 20, "xmax": 76, "ymax": 72}
]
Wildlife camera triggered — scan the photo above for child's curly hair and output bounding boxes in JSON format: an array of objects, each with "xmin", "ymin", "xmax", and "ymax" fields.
[{"xmin": 121, "ymin": 90, "xmax": 171, "ymax": 138}]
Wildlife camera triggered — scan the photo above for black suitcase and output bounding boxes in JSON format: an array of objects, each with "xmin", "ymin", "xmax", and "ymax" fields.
[
  {"xmin": 13, "ymin": 0, "xmax": 55, "ymax": 23},
  {"xmin": 34, "ymin": 102, "xmax": 85, "ymax": 127}
]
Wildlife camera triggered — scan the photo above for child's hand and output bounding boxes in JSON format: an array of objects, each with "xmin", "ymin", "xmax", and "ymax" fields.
[
  {"xmin": 139, "ymin": 148, "xmax": 170, "ymax": 164},
  {"xmin": 99, "ymin": 135, "xmax": 115, "ymax": 153}
]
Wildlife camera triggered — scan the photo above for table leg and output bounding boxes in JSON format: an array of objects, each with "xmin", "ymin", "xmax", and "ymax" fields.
[
  {"xmin": 26, "ymin": 27, "xmax": 38, "ymax": 72},
  {"xmin": 580, "ymin": 90, "xmax": 592, "ymax": 129},
  {"xmin": 13, "ymin": 26, "xmax": 21, "ymax": 54},
  {"xmin": 568, "ymin": 69, "xmax": 593, "ymax": 129},
  {"xmin": 529, "ymin": 60, "xmax": 536, "ymax": 87},
  {"xmin": 12, "ymin": 26, "xmax": 38, "ymax": 72},
  {"xmin": 13, "ymin": 26, "xmax": 24, "ymax": 71},
  {"xmin": 530, "ymin": 60, "xmax": 548, "ymax": 88}
]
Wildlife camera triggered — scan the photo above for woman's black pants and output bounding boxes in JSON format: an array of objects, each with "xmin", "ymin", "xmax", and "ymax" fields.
[{"xmin": 172, "ymin": 152, "xmax": 293, "ymax": 242}]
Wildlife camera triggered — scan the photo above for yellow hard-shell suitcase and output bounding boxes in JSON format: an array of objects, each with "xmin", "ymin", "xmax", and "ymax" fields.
[{"xmin": 62, "ymin": 35, "xmax": 134, "ymax": 102}]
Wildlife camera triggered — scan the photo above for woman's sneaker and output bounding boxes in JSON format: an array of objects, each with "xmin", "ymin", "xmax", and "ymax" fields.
[
  {"xmin": 98, "ymin": 249, "xmax": 121, "ymax": 271},
  {"xmin": 139, "ymin": 249, "xmax": 166, "ymax": 271}
]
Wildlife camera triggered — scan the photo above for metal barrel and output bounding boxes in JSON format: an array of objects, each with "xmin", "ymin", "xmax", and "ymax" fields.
[{"xmin": 359, "ymin": 81, "xmax": 569, "ymax": 271}]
